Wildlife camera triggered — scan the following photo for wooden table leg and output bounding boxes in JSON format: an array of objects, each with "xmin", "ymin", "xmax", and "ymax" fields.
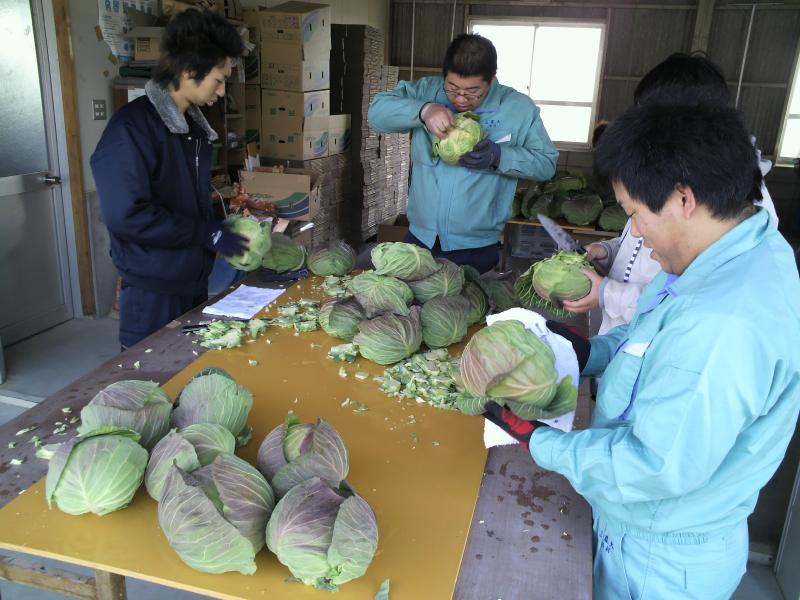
[{"xmin": 95, "ymin": 569, "xmax": 127, "ymax": 600}]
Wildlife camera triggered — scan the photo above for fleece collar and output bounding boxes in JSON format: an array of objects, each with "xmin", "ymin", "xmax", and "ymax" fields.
[{"xmin": 145, "ymin": 79, "xmax": 218, "ymax": 141}]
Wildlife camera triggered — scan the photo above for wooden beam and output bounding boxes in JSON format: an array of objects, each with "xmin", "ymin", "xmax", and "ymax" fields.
[
  {"xmin": 0, "ymin": 555, "xmax": 96, "ymax": 599},
  {"xmin": 95, "ymin": 569, "xmax": 128, "ymax": 600},
  {"xmin": 691, "ymin": 0, "xmax": 715, "ymax": 52},
  {"xmin": 52, "ymin": 0, "xmax": 96, "ymax": 316}
]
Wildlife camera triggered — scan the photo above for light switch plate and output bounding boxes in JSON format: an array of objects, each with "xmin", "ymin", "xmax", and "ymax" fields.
[{"xmin": 92, "ymin": 99, "xmax": 107, "ymax": 120}]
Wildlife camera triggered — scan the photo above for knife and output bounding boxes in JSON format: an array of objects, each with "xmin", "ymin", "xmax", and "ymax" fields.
[
  {"xmin": 536, "ymin": 214, "xmax": 586, "ymax": 254},
  {"xmin": 536, "ymin": 214, "xmax": 608, "ymax": 276}
]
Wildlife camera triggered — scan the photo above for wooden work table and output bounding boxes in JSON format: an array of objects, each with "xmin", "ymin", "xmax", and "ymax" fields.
[{"xmin": 0, "ymin": 278, "xmax": 592, "ymax": 600}]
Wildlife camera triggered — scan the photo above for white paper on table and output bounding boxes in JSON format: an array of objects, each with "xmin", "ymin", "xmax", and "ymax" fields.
[
  {"xmin": 202, "ymin": 285, "xmax": 285, "ymax": 320},
  {"xmin": 482, "ymin": 308, "xmax": 580, "ymax": 447}
]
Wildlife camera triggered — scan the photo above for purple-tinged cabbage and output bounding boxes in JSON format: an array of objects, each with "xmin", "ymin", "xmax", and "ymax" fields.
[
  {"xmin": 44, "ymin": 426, "xmax": 147, "ymax": 516},
  {"xmin": 266, "ymin": 477, "xmax": 379, "ymax": 591},
  {"xmin": 318, "ymin": 296, "xmax": 365, "ymax": 341},
  {"xmin": 420, "ymin": 295, "xmax": 471, "ymax": 349},
  {"xmin": 257, "ymin": 414, "xmax": 349, "ymax": 497},
  {"xmin": 353, "ymin": 306, "xmax": 423, "ymax": 365},
  {"xmin": 460, "ymin": 281, "xmax": 489, "ymax": 326},
  {"xmin": 407, "ymin": 258, "xmax": 465, "ymax": 303},
  {"xmin": 77, "ymin": 380, "xmax": 172, "ymax": 449},
  {"xmin": 370, "ymin": 242, "xmax": 440, "ymax": 281},
  {"xmin": 170, "ymin": 368, "xmax": 253, "ymax": 447},
  {"xmin": 308, "ymin": 240, "xmax": 356, "ymax": 276},
  {"xmin": 459, "ymin": 319, "xmax": 576, "ymax": 419},
  {"xmin": 347, "ymin": 272, "xmax": 413, "ymax": 318},
  {"xmin": 145, "ymin": 423, "xmax": 236, "ymax": 500},
  {"xmin": 158, "ymin": 453, "xmax": 275, "ymax": 575}
]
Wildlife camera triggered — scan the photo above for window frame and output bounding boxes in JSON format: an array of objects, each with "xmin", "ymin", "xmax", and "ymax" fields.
[
  {"xmin": 468, "ymin": 16, "xmax": 607, "ymax": 152},
  {"xmin": 775, "ymin": 40, "xmax": 800, "ymax": 167}
]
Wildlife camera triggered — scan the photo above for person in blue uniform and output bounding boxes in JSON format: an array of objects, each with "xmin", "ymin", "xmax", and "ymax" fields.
[
  {"xmin": 91, "ymin": 10, "xmax": 246, "ymax": 350},
  {"xmin": 491, "ymin": 100, "xmax": 800, "ymax": 598},
  {"xmin": 368, "ymin": 34, "xmax": 558, "ymax": 273}
]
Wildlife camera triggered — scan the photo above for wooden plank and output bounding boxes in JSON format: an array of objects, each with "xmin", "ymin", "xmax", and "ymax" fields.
[
  {"xmin": 52, "ymin": 0, "xmax": 95, "ymax": 316},
  {"xmin": 0, "ymin": 555, "xmax": 96, "ymax": 599},
  {"xmin": 95, "ymin": 570, "xmax": 127, "ymax": 600}
]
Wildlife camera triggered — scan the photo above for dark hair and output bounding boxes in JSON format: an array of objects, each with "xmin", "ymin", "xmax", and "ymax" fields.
[
  {"xmin": 594, "ymin": 102, "xmax": 758, "ymax": 220},
  {"xmin": 442, "ymin": 34, "xmax": 497, "ymax": 82},
  {"xmin": 634, "ymin": 52, "xmax": 730, "ymax": 108},
  {"xmin": 591, "ymin": 120, "xmax": 608, "ymax": 148},
  {"xmin": 153, "ymin": 9, "xmax": 243, "ymax": 89}
]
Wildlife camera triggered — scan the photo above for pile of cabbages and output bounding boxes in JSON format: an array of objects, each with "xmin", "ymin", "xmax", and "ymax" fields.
[{"xmin": 39, "ymin": 371, "xmax": 377, "ymax": 591}]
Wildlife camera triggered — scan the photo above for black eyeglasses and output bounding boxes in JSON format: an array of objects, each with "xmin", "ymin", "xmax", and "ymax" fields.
[{"xmin": 443, "ymin": 84, "xmax": 487, "ymax": 102}]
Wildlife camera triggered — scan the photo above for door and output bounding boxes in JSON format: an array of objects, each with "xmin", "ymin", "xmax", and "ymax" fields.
[
  {"xmin": 0, "ymin": 0, "xmax": 73, "ymax": 345},
  {"xmin": 776, "ymin": 461, "xmax": 800, "ymax": 600}
]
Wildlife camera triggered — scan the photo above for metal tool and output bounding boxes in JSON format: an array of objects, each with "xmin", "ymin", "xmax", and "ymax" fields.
[
  {"xmin": 259, "ymin": 268, "xmax": 310, "ymax": 283},
  {"xmin": 536, "ymin": 214, "xmax": 586, "ymax": 254},
  {"xmin": 181, "ymin": 319, "xmax": 248, "ymax": 333}
]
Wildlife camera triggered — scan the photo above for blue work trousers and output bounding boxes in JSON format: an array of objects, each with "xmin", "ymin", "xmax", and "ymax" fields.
[
  {"xmin": 403, "ymin": 231, "xmax": 500, "ymax": 274},
  {"xmin": 119, "ymin": 283, "xmax": 207, "ymax": 350}
]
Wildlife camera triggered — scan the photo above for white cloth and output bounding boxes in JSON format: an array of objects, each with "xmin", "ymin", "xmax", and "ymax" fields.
[{"xmin": 482, "ymin": 308, "xmax": 580, "ymax": 447}]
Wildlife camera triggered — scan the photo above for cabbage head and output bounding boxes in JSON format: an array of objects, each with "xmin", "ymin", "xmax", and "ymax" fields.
[
  {"xmin": 561, "ymin": 194, "xmax": 603, "ymax": 226},
  {"xmin": 347, "ymin": 271, "xmax": 413, "ymax": 318},
  {"xmin": 171, "ymin": 368, "xmax": 253, "ymax": 447},
  {"xmin": 318, "ymin": 296, "xmax": 365, "ymax": 341},
  {"xmin": 460, "ymin": 281, "xmax": 488, "ymax": 326},
  {"xmin": 598, "ymin": 204, "xmax": 627, "ymax": 232},
  {"xmin": 308, "ymin": 240, "xmax": 356, "ymax": 276},
  {"xmin": 261, "ymin": 232, "xmax": 306, "ymax": 273},
  {"xmin": 223, "ymin": 215, "xmax": 272, "ymax": 272},
  {"xmin": 256, "ymin": 414, "xmax": 349, "ymax": 497},
  {"xmin": 158, "ymin": 453, "xmax": 275, "ymax": 575},
  {"xmin": 145, "ymin": 423, "xmax": 236, "ymax": 500},
  {"xmin": 461, "ymin": 264, "xmax": 481, "ymax": 283},
  {"xmin": 266, "ymin": 477, "xmax": 378, "ymax": 591},
  {"xmin": 370, "ymin": 242, "xmax": 440, "ymax": 281},
  {"xmin": 432, "ymin": 111, "xmax": 483, "ymax": 165},
  {"xmin": 353, "ymin": 306, "xmax": 423, "ymax": 365},
  {"xmin": 77, "ymin": 379, "xmax": 172, "ymax": 449},
  {"xmin": 514, "ymin": 251, "xmax": 592, "ymax": 317},
  {"xmin": 421, "ymin": 295, "xmax": 471, "ymax": 349},
  {"xmin": 45, "ymin": 426, "xmax": 148, "ymax": 516},
  {"xmin": 477, "ymin": 277, "xmax": 517, "ymax": 312},
  {"xmin": 407, "ymin": 258, "xmax": 464, "ymax": 303}
]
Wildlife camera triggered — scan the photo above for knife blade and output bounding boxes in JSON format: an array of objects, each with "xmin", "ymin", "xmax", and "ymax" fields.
[{"xmin": 536, "ymin": 214, "xmax": 586, "ymax": 254}]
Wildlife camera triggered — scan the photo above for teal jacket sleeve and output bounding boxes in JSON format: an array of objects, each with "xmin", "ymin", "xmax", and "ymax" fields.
[
  {"xmin": 582, "ymin": 324, "xmax": 629, "ymax": 377},
  {"xmin": 529, "ymin": 316, "xmax": 771, "ymax": 506},
  {"xmin": 368, "ymin": 78, "xmax": 437, "ymax": 134},
  {"xmin": 496, "ymin": 102, "xmax": 558, "ymax": 181}
]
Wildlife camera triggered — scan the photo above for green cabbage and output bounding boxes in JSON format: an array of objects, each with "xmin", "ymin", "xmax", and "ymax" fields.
[
  {"xmin": 477, "ymin": 277, "xmax": 517, "ymax": 312},
  {"xmin": 347, "ymin": 272, "xmax": 413, "ymax": 318},
  {"xmin": 44, "ymin": 427, "xmax": 148, "ymax": 515},
  {"xmin": 561, "ymin": 194, "xmax": 603, "ymax": 226},
  {"xmin": 261, "ymin": 232, "xmax": 306, "ymax": 273},
  {"xmin": 77, "ymin": 380, "xmax": 172, "ymax": 449},
  {"xmin": 460, "ymin": 281, "xmax": 489, "ymax": 326},
  {"xmin": 308, "ymin": 240, "xmax": 356, "ymax": 276},
  {"xmin": 318, "ymin": 296, "xmax": 365, "ymax": 340},
  {"xmin": 370, "ymin": 242, "xmax": 440, "ymax": 281},
  {"xmin": 421, "ymin": 295, "xmax": 471, "ymax": 349},
  {"xmin": 266, "ymin": 477, "xmax": 378, "ymax": 591},
  {"xmin": 598, "ymin": 204, "xmax": 627, "ymax": 232},
  {"xmin": 432, "ymin": 111, "xmax": 483, "ymax": 165},
  {"xmin": 223, "ymin": 215, "xmax": 272, "ymax": 272},
  {"xmin": 256, "ymin": 414, "xmax": 349, "ymax": 497},
  {"xmin": 353, "ymin": 306, "xmax": 423, "ymax": 365},
  {"xmin": 515, "ymin": 251, "xmax": 592, "ymax": 317},
  {"xmin": 407, "ymin": 258, "xmax": 464, "ymax": 303}
]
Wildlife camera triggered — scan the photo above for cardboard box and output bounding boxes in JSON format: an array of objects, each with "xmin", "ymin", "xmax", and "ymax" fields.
[
  {"xmin": 262, "ymin": 90, "xmax": 330, "ymax": 118},
  {"xmin": 260, "ymin": 57, "xmax": 329, "ymax": 92},
  {"xmin": 328, "ymin": 114, "xmax": 351, "ymax": 155},
  {"xmin": 259, "ymin": 2, "xmax": 331, "ymax": 50},
  {"xmin": 244, "ymin": 85, "xmax": 261, "ymax": 137},
  {"xmin": 239, "ymin": 168, "xmax": 320, "ymax": 221},
  {"xmin": 128, "ymin": 27, "xmax": 164, "ymax": 62},
  {"xmin": 261, "ymin": 115, "xmax": 329, "ymax": 160},
  {"xmin": 377, "ymin": 214, "xmax": 410, "ymax": 243}
]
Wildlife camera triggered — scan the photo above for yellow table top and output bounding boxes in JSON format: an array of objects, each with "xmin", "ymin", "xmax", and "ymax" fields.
[{"xmin": 0, "ymin": 280, "xmax": 488, "ymax": 599}]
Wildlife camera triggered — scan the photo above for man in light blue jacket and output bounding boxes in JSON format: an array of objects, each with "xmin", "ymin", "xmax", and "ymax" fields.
[
  {"xmin": 368, "ymin": 34, "xmax": 558, "ymax": 272},
  {"xmin": 494, "ymin": 101, "xmax": 800, "ymax": 598}
]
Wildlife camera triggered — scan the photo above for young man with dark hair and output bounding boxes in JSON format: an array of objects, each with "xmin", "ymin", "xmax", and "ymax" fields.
[
  {"xmin": 91, "ymin": 9, "xmax": 245, "ymax": 350},
  {"xmin": 498, "ymin": 100, "xmax": 800, "ymax": 597},
  {"xmin": 368, "ymin": 33, "xmax": 558, "ymax": 273}
]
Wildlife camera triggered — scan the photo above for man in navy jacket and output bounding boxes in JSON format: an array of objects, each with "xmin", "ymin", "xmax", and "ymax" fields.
[{"xmin": 92, "ymin": 10, "xmax": 246, "ymax": 349}]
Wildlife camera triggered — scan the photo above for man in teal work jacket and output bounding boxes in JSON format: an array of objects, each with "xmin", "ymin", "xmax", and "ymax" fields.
[
  {"xmin": 368, "ymin": 34, "xmax": 558, "ymax": 273},
  {"xmin": 490, "ymin": 100, "xmax": 800, "ymax": 598}
]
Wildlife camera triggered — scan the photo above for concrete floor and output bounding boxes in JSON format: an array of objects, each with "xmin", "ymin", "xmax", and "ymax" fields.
[{"xmin": 0, "ymin": 317, "xmax": 788, "ymax": 600}]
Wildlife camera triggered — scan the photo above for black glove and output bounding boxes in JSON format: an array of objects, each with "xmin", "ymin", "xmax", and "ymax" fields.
[
  {"xmin": 546, "ymin": 320, "xmax": 591, "ymax": 372},
  {"xmin": 458, "ymin": 139, "xmax": 501, "ymax": 170},
  {"xmin": 205, "ymin": 220, "xmax": 248, "ymax": 257},
  {"xmin": 483, "ymin": 401, "xmax": 543, "ymax": 449}
]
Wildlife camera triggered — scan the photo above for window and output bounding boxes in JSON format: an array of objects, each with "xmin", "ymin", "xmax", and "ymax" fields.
[
  {"xmin": 777, "ymin": 48, "xmax": 800, "ymax": 165},
  {"xmin": 470, "ymin": 19, "xmax": 605, "ymax": 149}
]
